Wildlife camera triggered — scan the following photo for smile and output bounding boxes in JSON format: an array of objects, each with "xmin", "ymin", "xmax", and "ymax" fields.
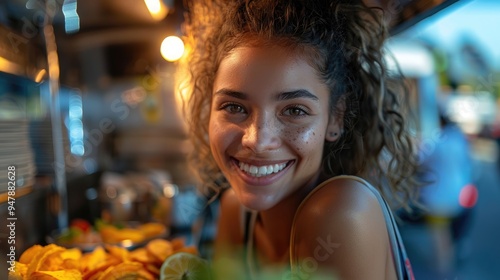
[{"xmin": 238, "ymin": 161, "xmax": 289, "ymax": 177}]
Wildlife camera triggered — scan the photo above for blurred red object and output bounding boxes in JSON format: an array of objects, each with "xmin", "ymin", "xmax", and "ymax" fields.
[
  {"xmin": 70, "ymin": 218, "xmax": 92, "ymax": 233},
  {"xmin": 459, "ymin": 184, "xmax": 478, "ymax": 209}
]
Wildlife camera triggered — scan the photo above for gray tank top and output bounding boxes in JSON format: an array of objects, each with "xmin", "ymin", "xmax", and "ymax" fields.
[{"xmin": 243, "ymin": 175, "xmax": 415, "ymax": 280}]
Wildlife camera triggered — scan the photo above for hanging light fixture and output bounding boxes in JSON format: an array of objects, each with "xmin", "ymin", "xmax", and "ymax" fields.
[{"xmin": 144, "ymin": 0, "xmax": 169, "ymax": 21}]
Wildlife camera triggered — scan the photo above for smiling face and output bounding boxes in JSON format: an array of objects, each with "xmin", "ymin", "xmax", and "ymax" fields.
[{"xmin": 209, "ymin": 44, "xmax": 340, "ymax": 211}]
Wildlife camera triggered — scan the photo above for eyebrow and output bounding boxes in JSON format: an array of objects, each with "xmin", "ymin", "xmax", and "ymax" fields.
[
  {"xmin": 214, "ymin": 88, "xmax": 319, "ymax": 102},
  {"xmin": 276, "ymin": 89, "xmax": 319, "ymax": 102},
  {"xmin": 214, "ymin": 89, "xmax": 248, "ymax": 100}
]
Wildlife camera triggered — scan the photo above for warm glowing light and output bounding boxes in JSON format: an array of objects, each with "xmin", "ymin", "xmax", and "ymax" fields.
[
  {"xmin": 34, "ymin": 69, "xmax": 47, "ymax": 83},
  {"xmin": 161, "ymin": 36, "xmax": 185, "ymax": 62},
  {"xmin": 0, "ymin": 57, "xmax": 22, "ymax": 75},
  {"xmin": 144, "ymin": 0, "xmax": 168, "ymax": 21},
  {"xmin": 145, "ymin": 0, "xmax": 161, "ymax": 13},
  {"xmin": 120, "ymin": 239, "xmax": 134, "ymax": 248}
]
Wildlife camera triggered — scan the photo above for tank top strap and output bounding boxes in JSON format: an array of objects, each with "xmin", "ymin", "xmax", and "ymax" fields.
[
  {"xmin": 242, "ymin": 207, "xmax": 258, "ymax": 280},
  {"xmin": 289, "ymin": 175, "xmax": 415, "ymax": 280}
]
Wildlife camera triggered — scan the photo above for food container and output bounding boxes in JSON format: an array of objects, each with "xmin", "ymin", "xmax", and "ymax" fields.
[{"xmin": 98, "ymin": 171, "xmax": 176, "ymax": 225}]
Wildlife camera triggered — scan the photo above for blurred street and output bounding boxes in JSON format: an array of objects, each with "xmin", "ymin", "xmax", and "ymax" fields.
[{"xmin": 400, "ymin": 138, "xmax": 500, "ymax": 280}]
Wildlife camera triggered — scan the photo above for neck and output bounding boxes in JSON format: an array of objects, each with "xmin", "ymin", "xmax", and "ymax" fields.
[{"xmin": 255, "ymin": 173, "xmax": 321, "ymax": 261}]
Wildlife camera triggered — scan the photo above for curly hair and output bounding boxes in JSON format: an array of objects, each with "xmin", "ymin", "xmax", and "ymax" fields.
[{"xmin": 179, "ymin": 0, "xmax": 420, "ymax": 209}]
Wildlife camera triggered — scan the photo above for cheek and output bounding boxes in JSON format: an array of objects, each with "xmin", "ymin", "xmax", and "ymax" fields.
[
  {"xmin": 209, "ymin": 112, "xmax": 227, "ymax": 138},
  {"xmin": 209, "ymin": 118, "xmax": 237, "ymax": 156},
  {"xmin": 208, "ymin": 119, "xmax": 223, "ymax": 156},
  {"xmin": 286, "ymin": 125, "xmax": 325, "ymax": 153}
]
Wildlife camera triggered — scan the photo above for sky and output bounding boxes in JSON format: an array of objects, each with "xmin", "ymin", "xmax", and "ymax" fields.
[{"xmin": 399, "ymin": 0, "xmax": 500, "ymax": 70}]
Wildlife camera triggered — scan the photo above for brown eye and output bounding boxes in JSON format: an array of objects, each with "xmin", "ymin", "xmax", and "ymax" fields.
[
  {"xmin": 283, "ymin": 106, "xmax": 308, "ymax": 117},
  {"xmin": 221, "ymin": 102, "xmax": 246, "ymax": 114}
]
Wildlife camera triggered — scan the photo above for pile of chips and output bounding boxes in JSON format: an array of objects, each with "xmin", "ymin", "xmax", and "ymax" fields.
[{"xmin": 8, "ymin": 238, "xmax": 198, "ymax": 280}]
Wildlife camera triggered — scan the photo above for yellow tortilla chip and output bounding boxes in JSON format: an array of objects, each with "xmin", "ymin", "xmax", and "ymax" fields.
[
  {"xmin": 82, "ymin": 258, "xmax": 120, "ymax": 280},
  {"xmin": 19, "ymin": 244, "xmax": 43, "ymax": 264},
  {"xmin": 62, "ymin": 259, "xmax": 80, "ymax": 270},
  {"xmin": 104, "ymin": 244, "xmax": 129, "ymax": 262},
  {"xmin": 86, "ymin": 271, "xmax": 103, "ymax": 280},
  {"xmin": 137, "ymin": 222, "xmax": 166, "ymax": 238},
  {"xmin": 145, "ymin": 238, "xmax": 173, "ymax": 263},
  {"xmin": 100, "ymin": 226, "xmax": 145, "ymax": 244},
  {"xmin": 60, "ymin": 248, "xmax": 82, "ymax": 260},
  {"xmin": 7, "ymin": 261, "xmax": 27, "ymax": 279},
  {"xmin": 40, "ymin": 250, "xmax": 65, "ymax": 271},
  {"xmin": 31, "ymin": 269, "xmax": 82, "ymax": 280},
  {"xmin": 143, "ymin": 263, "xmax": 160, "ymax": 277},
  {"xmin": 170, "ymin": 237, "xmax": 186, "ymax": 251},
  {"xmin": 80, "ymin": 246, "xmax": 106, "ymax": 272},
  {"xmin": 129, "ymin": 248, "xmax": 153, "ymax": 264},
  {"xmin": 136, "ymin": 269, "xmax": 156, "ymax": 280},
  {"xmin": 97, "ymin": 262, "xmax": 144, "ymax": 280},
  {"xmin": 26, "ymin": 244, "xmax": 65, "ymax": 277},
  {"xmin": 174, "ymin": 245, "xmax": 199, "ymax": 255}
]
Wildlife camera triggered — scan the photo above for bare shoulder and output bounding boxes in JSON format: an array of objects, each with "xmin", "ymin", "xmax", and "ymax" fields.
[
  {"xmin": 292, "ymin": 177, "xmax": 392, "ymax": 279},
  {"xmin": 299, "ymin": 177, "xmax": 382, "ymax": 219}
]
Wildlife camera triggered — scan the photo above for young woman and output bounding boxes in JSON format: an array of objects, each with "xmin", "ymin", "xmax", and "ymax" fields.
[{"xmin": 180, "ymin": 0, "xmax": 420, "ymax": 279}]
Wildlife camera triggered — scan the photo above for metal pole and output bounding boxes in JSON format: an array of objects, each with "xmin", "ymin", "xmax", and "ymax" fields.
[{"xmin": 44, "ymin": 0, "xmax": 68, "ymax": 230}]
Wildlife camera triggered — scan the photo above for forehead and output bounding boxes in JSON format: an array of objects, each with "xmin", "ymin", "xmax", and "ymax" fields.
[{"xmin": 214, "ymin": 45, "xmax": 324, "ymax": 94}]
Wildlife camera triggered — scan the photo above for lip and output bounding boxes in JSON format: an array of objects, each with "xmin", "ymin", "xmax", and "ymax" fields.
[{"xmin": 230, "ymin": 157, "xmax": 294, "ymax": 186}]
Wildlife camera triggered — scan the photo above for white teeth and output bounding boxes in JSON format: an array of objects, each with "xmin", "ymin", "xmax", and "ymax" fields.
[
  {"xmin": 258, "ymin": 166, "xmax": 267, "ymax": 174},
  {"xmin": 238, "ymin": 162, "xmax": 287, "ymax": 177},
  {"xmin": 267, "ymin": 165, "xmax": 274, "ymax": 173},
  {"xmin": 249, "ymin": 166, "xmax": 258, "ymax": 174}
]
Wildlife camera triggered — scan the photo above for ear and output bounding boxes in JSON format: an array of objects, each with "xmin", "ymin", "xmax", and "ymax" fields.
[
  {"xmin": 325, "ymin": 116, "xmax": 343, "ymax": 142},
  {"xmin": 325, "ymin": 98, "xmax": 345, "ymax": 142}
]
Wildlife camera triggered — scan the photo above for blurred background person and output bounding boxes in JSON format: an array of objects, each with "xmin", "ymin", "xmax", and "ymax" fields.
[{"xmin": 413, "ymin": 96, "xmax": 477, "ymax": 278}]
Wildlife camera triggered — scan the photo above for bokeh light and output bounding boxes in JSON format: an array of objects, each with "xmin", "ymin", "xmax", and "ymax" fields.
[{"xmin": 160, "ymin": 36, "xmax": 185, "ymax": 62}]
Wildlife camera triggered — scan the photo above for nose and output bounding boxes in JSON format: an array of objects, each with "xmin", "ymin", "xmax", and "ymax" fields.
[{"xmin": 242, "ymin": 113, "xmax": 281, "ymax": 153}]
